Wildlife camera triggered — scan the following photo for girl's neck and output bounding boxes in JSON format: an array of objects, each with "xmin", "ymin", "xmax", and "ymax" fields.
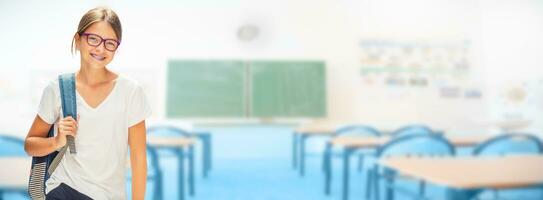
[{"xmin": 77, "ymin": 64, "xmax": 117, "ymax": 86}]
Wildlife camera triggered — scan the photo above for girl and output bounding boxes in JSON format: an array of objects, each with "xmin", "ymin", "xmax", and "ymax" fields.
[{"xmin": 24, "ymin": 7, "xmax": 150, "ymax": 200}]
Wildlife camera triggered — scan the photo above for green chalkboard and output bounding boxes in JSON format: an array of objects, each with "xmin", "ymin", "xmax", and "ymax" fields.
[
  {"xmin": 250, "ymin": 61, "xmax": 326, "ymax": 117},
  {"xmin": 167, "ymin": 60, "xmax": 326, "ymax": 118},
  {"xmin": 167, "ymin": 60, "xmax": 246, "ymax": 117}
]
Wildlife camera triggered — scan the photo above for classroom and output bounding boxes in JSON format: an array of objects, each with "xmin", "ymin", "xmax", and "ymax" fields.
[{"xmin": 1, "ymin": 0, "xmax": 543, "ymax": 199}]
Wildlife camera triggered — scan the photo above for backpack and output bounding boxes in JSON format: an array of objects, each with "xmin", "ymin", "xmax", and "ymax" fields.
[{"xmin": 28, "ymin": 73, "xmax": 77, "ymax": 200}]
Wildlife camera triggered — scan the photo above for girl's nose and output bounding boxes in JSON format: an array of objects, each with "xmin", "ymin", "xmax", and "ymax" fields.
[{"xmin": 94, "ymin": 42, "xmax": 106, "ymax": 53}]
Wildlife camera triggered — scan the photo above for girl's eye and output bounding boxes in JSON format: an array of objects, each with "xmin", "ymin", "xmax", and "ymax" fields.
[{"xmin": 88, "ymin": 36, "xmax": 100, "ymax": 44}]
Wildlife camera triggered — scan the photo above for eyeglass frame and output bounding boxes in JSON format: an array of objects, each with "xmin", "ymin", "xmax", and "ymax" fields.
[{"xmin": 79, "ymin": 32, "xmax": 121, "ymax": 52}]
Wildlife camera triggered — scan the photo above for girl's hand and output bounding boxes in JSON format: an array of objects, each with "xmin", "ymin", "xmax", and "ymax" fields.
[{"xmin": 55, "ymin": 115, "xmax": 79, "ymax": 149}]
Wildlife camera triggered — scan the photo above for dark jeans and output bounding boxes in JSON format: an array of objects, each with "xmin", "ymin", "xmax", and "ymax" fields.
[{"xmin": 46, "ymin": 183, "xmax": 93, "ymax": 200}]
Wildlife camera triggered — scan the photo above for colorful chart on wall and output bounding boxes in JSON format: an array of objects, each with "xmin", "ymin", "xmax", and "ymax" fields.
[{"xmin": 359, "ymin": 39, "xmax": 482, "ymax": 99}]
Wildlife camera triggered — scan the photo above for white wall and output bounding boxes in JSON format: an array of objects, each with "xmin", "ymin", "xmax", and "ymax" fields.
[{"xmin": 1, "ymin": 0, "xmax": 543, "ymax": 136}]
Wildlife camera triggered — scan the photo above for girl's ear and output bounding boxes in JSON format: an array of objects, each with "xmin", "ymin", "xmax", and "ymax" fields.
[{"xmin": 74, "ymin": 33, "xmax": 81, "ymax": 50}]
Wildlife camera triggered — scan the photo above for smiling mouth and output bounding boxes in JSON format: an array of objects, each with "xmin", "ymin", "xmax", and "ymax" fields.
[{"xmin": 90, "ymin": 53, "xmax": 105, "ymax": 61}]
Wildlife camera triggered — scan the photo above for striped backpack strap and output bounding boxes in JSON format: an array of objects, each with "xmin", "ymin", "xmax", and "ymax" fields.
[{"xmin": 28, "ymin": 73, "xmax": 77, "ymax": 200}]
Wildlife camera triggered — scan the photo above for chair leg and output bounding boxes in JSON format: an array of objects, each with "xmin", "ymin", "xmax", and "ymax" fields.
[
  {"xmin": 375, "ymin": 167, "xmax": 381, "ymax": 200},
  {"xmin": 419, "ymin": 180, "xmax": 426, "ymax": 198},
  {"xmin": 177, "ymin": 148, "xmax": 185, "ymax": 200},
  {"xmin": 189, "ymin": 145, "xmax": 195, "ymax": 196},
  {"xmin": 358, "ymin": 154, "xmax": 364, "ymax": 172},
  {"xmin": 324, "ymin": 144, "xmax": 332, "ymax": 195},
  {"xmin": 155, "ymin": 169, "xmax": 164, "ymax": 200},
  {"xmin": 342, "ymin": 148, "xmax": 354, "ymax": 200},
  {"xmin": 366, "ymin": 167, "xmax": 373, "ymax": 200}
]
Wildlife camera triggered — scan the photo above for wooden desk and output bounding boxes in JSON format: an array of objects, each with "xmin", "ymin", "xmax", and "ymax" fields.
[
  {"xmin": 379, "ymin": 155, "xmax": 543, "ymax": 200},
  {"xmin": 326, "ymin": 134, "xmax": 491, "ymax": 200},
  {"xmin": 292, "ymin": 122, "xmax": 343, "ymax": 176},
  {"xmin": 147, "ymin": 136, "xmax": 196, "ymax": 147},
  {"xmin": 147, "ymin": 136, "xmax": 196, "ymax": 200},
  {"xmin": 0, "ymin": 157, "xmax": 30, "ymax": 196}
]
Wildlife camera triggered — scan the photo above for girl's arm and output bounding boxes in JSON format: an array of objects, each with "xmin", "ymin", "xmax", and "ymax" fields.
[
  {"xmin": 128, "ymin": 120, "xmax": 148, "ymax": 200},
  {"xmin": 25, "ymin": 115, "xmax": 78, "ymax": 156}
]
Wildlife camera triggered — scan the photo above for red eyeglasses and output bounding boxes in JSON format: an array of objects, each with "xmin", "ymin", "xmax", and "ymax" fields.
[{"xmin": 80, "ymin": 33, "xmax": 121, "ymax": 51}]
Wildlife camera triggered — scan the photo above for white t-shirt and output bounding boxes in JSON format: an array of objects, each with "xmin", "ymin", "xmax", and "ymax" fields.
[{"xmin": 37, "ymin": 74, "xmax": 152, "ymax": 200}]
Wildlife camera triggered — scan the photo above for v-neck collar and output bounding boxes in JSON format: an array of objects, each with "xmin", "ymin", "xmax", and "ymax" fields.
[{"xmin": 76, "ymin": 75, "xmax": 121, "ymax": 111}]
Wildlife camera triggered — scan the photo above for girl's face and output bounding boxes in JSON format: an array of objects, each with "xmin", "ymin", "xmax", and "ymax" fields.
[{"xmin": 75, "ymin": 21, "xmax": 120, "ymax": 69}]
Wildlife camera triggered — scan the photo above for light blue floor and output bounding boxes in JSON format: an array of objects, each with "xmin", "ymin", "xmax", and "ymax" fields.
[
  {"xmin": 136, "ymin": 125, "xmax": 543, "ymax": 200},
  {"xmin": 4, "ymin": 125, "xmax": 542, "ymax": 199}
]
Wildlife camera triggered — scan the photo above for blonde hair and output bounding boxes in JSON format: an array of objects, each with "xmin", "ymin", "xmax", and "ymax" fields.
[{"xmin": 71, "ymin": 7, "xmax": 122, "ymax": 54}]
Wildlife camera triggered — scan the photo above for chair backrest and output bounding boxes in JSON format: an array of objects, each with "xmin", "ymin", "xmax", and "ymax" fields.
[
  {"xmin": 126, "ymin": 144, "xmax": 162, "ymax": 200},
  {"xmin": 147, "ymin": 125, "xmax": 192, "ymax": 137},
  {"xmin": 334, "ymin": 125, "xmax": 381, "ymax": 137},
  {"xmin": 473, "ymin": 133, "xmax": 543, "ymax": 156},
  {"xmin": 0, "ymin": 135, "xmax": 26, "ymax": 156},
  {"xmin": 390, "ymin": 124, "xmax": 439, "ymax": 138},
  {"xmin": 146, "ymin": 144, "xmax": 161, "ymax": 176},
  {"xmin": 377, "ymin": 134, "xmax": 455, "ymax": 157}
]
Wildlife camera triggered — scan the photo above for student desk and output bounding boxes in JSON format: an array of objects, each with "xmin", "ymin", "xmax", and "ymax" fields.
[
  {"xmin": 328, "ymin": 135, "xmax": 490, "ymax": 200},
  {"xmin": 379, "ymin": 155, "xmax": 543, "ymax": 200},
  {"xmin": 147, "ymin": 136, "xmax": 196, "ymax": 200},
  {"xmin": 292, "ymin": 122, "xmax": 340, "ymax": 176},
  {"xmin": 0, "ymin": 157, "xmax": 29, "ymax": 198}
]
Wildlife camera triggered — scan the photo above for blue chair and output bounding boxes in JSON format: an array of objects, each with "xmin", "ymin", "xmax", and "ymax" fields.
[
  {"xmin": 0, "ymin": 135, "xmax": 26, "ymax": 156},
  {"xmin": 390, "ymin": 124, "xmax": 441, "ymax": 138},
  {"xmin": 368, "ymin": 134, "xmax": 456, "ymax": 200},
  {"xmin": 322, "ymin": 125, "xmax": 381, "ymax": 195},
  {"xmin": 0, "ymin": 135, "xmax": 27, "ymax": 199},
  {"xmin": 147, "ymin": 126, "xmax": 197, "ymax": 199},
  {"xmin": 472, "ymin": 133, "xmax": 543, "ymax": 200},
  {"xmin": 360, "ymin": 125, "xmax": 437, "ymax": 199},
  {"xmin": 147, "ymin": 144, "xmax": 163, "ymax": 200},
  {"xmin": 473, "ymin": 133, "xmax": 543, "ymax": 156},
  {"xmin": 127, "ymin": 144, "xmax": 163, "ymax": 200}
]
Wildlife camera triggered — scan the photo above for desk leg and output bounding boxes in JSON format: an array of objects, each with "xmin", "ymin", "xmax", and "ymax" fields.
[
  {"xmin": 292, "ymin": 132, "xmax": 298, "ymax": 169},
  {"xmin": 324, "ymin": 143, "xmax": 332, "ymax": 195},
  {"xmin": 195, "ymin": 132, "xmax": 212, "ymax": 178},
  {"xmin": 445, "ymin": 188, "xmax": 481, "ymax": 200},
  {"xmin": 384, "ymin": 168, "xmax": 396, "ymax": 200},
  {"xmin": 342, "ymin": 148, "xmax": 355, "ymax": 200},
  {"xmin": 206, "ymin": 133, "xmax": 212, "ymax": 172},
  {"xmin": 177, "ymin": 148, "xmax": 185, "ymax": 200},
  {"xmin": 202, "ymin": 133, "xmax": 212, "ymax": 178},
  {"xmin": 299, "ymin": 134, "xmax": 308, "ymax": 176},
  {"xmin": 189, "ymin": 145, "xmax": 195, "ymax": 196}
]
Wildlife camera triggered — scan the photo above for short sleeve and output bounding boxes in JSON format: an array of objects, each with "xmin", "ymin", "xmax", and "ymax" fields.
[
  {"xmin": 127, "ymin": 84, "xmax": 152, "ymax": 127},
  {"xmin": 37, "ymin": 82, "xmax": 60, "ymax": 124}
]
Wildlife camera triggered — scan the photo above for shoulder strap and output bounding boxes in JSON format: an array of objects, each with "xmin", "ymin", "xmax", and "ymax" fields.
[
  {"xmin": 47, "ymin": 73, "xmax": 78, "ymax": 175},
  {"xmin": 58, "ymin": 73, "xmax": 77, "ymax": 154}
]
